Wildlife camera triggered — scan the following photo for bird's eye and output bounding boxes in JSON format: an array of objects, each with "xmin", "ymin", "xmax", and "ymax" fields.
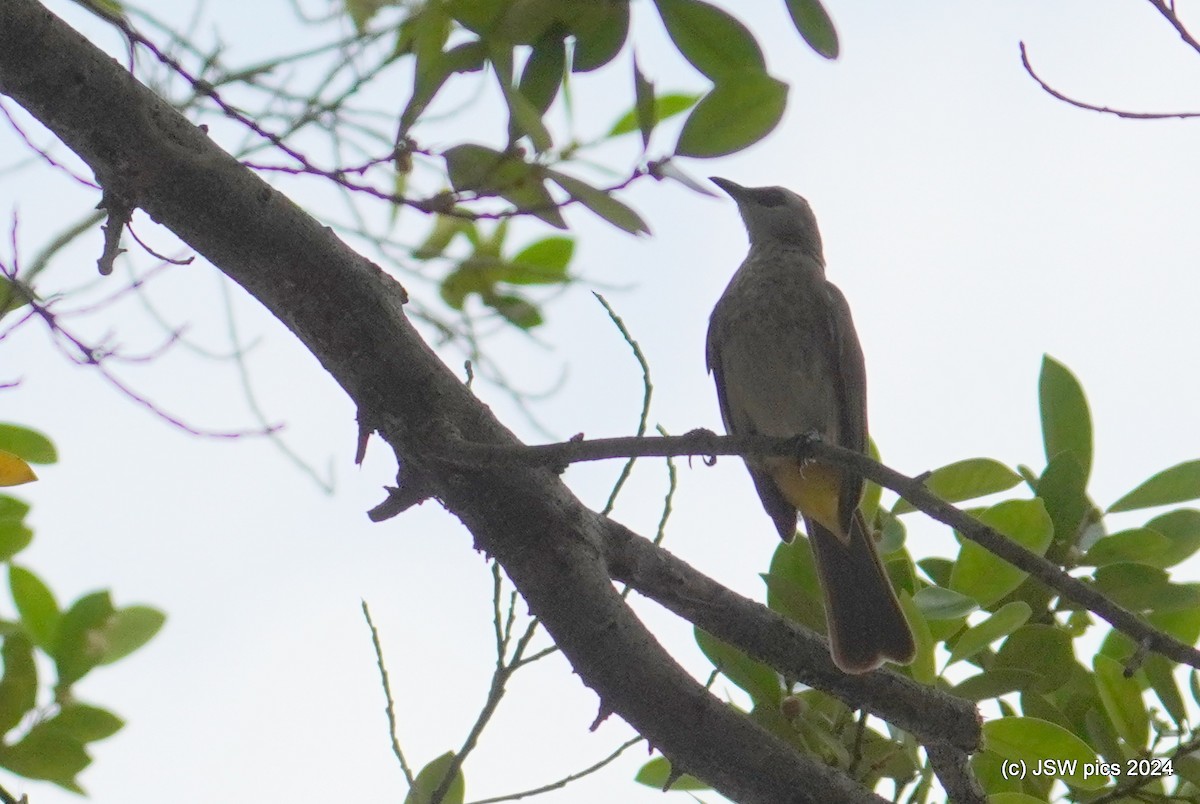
[{"xmin": 755, "ymin": 188, "xmax": 787, "ymax": 207}]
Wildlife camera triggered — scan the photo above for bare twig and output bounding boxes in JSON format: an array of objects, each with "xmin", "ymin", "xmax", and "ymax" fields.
[
  {"xmin": 466, "ymin": 736, "xmax": 644, "ymax": 804},
  {"xmin": 1019, "ymin": 41, "xmax": 1200, "ymax": 120},
  {"xmin": 1147, "ymin": 0, "xmax": 1200, "ymax": 56},
  {"xmin": 361, "ymin": 601, "xmax": 417, "ymax": 787},
  {"xmin": 593, "ymin": 292, "xmax": 653, "ymax": 515},
  {"xmin": 1087, "ymin": 732, "xmax": 1200, "ymax": 803}
]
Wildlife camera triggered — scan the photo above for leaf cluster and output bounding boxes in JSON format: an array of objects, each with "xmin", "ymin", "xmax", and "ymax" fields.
[
  {"xmin": 641, "ymin": 357, "xmax": 1200, "ymax": 801},
  {"xmin": 377, "ymin": 0, "xmax": 838, "ymax": 331},
  {"xmin": 0, "ymin": 423, "xmax": 164, "ymax": 793}
]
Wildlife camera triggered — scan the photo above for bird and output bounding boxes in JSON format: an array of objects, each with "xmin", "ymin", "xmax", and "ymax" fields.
[{"xmin": 705, "ymin": 176, "xmax": 916, "ymax": 673}]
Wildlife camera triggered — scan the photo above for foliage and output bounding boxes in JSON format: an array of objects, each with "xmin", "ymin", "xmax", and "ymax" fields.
[
  {"xmin": 640, "ymin": 357, "xmax": 1200, "ymax": 801},
  {"xmin": 0, "ymin": 424, "xmax": 163, "ymax": 794},
  {"xmin": 363, "ymin": 0, "xmax": 835, "ymax": 335}
]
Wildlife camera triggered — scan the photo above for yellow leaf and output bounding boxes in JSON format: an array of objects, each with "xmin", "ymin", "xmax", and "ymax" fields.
[{"xmin": 0, "ymin": 450, "xmax": 37, "ymax": 486}]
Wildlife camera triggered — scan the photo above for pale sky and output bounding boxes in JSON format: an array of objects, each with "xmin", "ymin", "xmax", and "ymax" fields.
[{"xmin": 6, "ymin": 1, "xmax": 1200, "ymax": 802}]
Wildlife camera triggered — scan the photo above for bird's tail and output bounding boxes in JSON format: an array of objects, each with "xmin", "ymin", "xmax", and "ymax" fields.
[{"xmin": 806, "ymin": 511, "xmax": 916, "ymax": 673}]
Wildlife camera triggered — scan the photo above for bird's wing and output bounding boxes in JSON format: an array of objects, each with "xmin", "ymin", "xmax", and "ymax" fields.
[
  {"xmin": 821, "ymin": 281, "xmax": 868, "ymax": 528},
  {"xmin": 707, "ymin": 302, "xmax": 799, "ymax": 540}
]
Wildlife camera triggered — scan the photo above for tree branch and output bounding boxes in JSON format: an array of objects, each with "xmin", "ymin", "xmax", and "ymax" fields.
[
  {"xmin": 0, "ymin": 2, "xmax": 895, "ymax": 800},
  {"xmin": 443, "ymin": 431, "xmax": 1200, "ymax": 672},
  {"xmin": 603, "ymin": 517, "xmax": 981, "ymax": 752},
  {"xmin": 1018, "ymin": 40, "xmax": 1200, "ymax": 120}
]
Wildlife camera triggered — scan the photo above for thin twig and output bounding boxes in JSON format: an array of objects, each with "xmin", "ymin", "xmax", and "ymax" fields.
[
  {"xmin": 1147, "ymin": 0, "xmax": 1200, "ymax": 56},
  {"xmin": 361, "ymin": 601, "xmax": 416, "ymax": 787},
  {"xmin": 1087, "ymin": 732, "xmax": 1200, "ymax": 803},
  {"xmin": 1019, "ymin": 41, "xmax": 1200, "ymax": 120},
  {"xmin": 465, "ymin": 736, "xmax": 644, "ymax": 804},
  {"xmin": 593, "ymin": 292, "xmax": 652, "ymax": 516}
]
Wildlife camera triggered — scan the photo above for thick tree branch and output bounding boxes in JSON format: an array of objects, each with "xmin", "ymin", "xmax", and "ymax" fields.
[
  {"xmin": 0, "ymin": 2, "xmax": 892, "ymax": 801},
  {"xmin": 925, "ymin": 744, "xmax": 986, "ymax": 804},
  {"xmin": 603, "ymin": 518, "xmax": 981, "ymax": 752}
]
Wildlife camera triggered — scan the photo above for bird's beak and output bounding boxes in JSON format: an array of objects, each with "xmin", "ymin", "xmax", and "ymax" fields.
[{"xmin": 709, "ymin": 176, "xmax": 747, "ymax": 200}]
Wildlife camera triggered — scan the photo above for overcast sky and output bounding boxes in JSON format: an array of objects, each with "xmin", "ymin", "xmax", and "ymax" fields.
[{"xmin": 7, "ymin": 1, "xmax": 1200, "ymax": 802}]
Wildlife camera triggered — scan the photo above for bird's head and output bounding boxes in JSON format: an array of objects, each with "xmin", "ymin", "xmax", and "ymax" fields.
[{"xmin": 710, "ymin": 177, "xmax": 823, "ymax": 257}]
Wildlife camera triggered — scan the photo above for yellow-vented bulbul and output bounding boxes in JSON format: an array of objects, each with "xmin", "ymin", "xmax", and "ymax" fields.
[{"xmin": 706, "ymin": 177, "xmax": 915, "ymax": 673}]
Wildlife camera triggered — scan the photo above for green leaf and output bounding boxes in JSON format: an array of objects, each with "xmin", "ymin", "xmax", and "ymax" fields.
[
  {"xmin": 518, "ymin": 31, "xmax": 564, "ymax": 115},
  {"xmin": 983, "ymin": 717, "xmax": 1104, "ymax": 790},
  {"xmin": 892, "ymin": 458, "xmax": 1022, "ymax": 515},
  {"xmin": 969, "ymin": 750, "xmax": 1014, "ymax": 794},
  {"xmin": 545, "ymin": 170, "xmax": 649, "ymax": 235},
  {"xmin": 633, "ymin": 56, "xmax": 655, "ymax": 149},
  {"xmin": 953, "ymin": 668, "xmax": 1039, "ymax": 702},
  {"xmin": 1082, "ymin": 705, "xmax": 1123, "ymax": 768},
  {"xmin": 1177, "ymin": 754, "xmax": 1200, "ymax": 789},
  {"xmin": 763, "ymin": 536, "xmax": 825, "ymax": 634},
  {"xmin": 79, "ymin": 0, "xmax": 127, "ymax": 22},
  {"xmin": 0, "ymin": 424, "xmax": 57, "ymax": 464},
  {"xmin": 912, "ymin": 585, "xmax": 978, "ymax": 621},
  {"xmin": 444, "ymin": 145, "xmax": 566, "ymax": 229},
  {"xmin": 694, "ymin": 627, "xmax": 781, "ymax": 708},
  {"xmin": 568, "ymin": 1, "xmax": 629, "ymax": 72},
  {"xmin": 53, "ymin": 591, "xmax": 116, "ymax": 688},
  {"xmin": 1081, "ymin": 528, "xmax": 1169, "ymax": 567},
  {"xmin": 653, "ymin": 0, "xmax": 764, "ymax": 80},
  {"xmin": 993, "ymin": 625, "xmax": 1076, "ymax": 693},
  {"xmin": 0, "ymin": 518, "xmax": 31, "ymax": 561},
  {"xmin": 1109, "ymin": 460, "xmax": 1200, "ymax": 513},
  {"xmin": 918, "ymin": 556, "xmax": 953, "ymax": 588},
  {"xmin": 1145, "ymin": 508, "xmax": 1200, "ymax": 568},
  {"xmin": 443, "ymin": 0, "xmax": 506, "ymax": 35},
  {"xmin": 11, "ymin": 565, "xmax": 59, "ymax": 649},
  {"xmin": 440, "ymin": 257, "xmax": 496, "ymax": 311},
  {"xmin": 344, "ymin": 0, "xmax": 388, "ymax": 33},
  {"xmin": 634, "ymin": 756, "xmax": 711, "ymax": 790},
  {"xmin": 1093, "ymin": 654, "xmax": 1149, "ymax": 749},
  {"xmin": 860, "ymin": 438, "xmax": 884, "ymax": 524},
  {"xmin": 1019, "ymin": 691, "xmax": 1073, "ymax": 732},
  {"xmin": 950, "ymin": 499, "xmax": 1054, "ymax": 607},
  {"xmin": 785, "ymin": 0, "xmax": 839, "ymax": 59},
  {"xmin": 674, "ymin": 72, "xmax": 788, "ymax": 158},
  {"xmin": 0, "ymin": 721, "xmax": 89, "ymax": 791},
  {"xmin": 1148, "ymin": 607, "xmax": 1200, "ymax": 645},
  {"xmin": 0, "ymin": 634, "xmax": 37, "ymax": 735},
  {"xmin": 1038, "ymin": 355, "xmax": 1093, "ymax": 484},
  {"xmin": 413, "ymin": 215, "xmax": 472, "ymax": 260},
  {"xmin": 901, "ymin": 591, "xmax": 937, "ymax": 684},
  {"xmin": 499, "ymin": 76, "xmax": 552, "ymax": 152},
  {"xmin": 1036, "ymin": 451, "xmax": 1093, "ymax": 547},
  {"xmin": 398, "ymin": 39, "xmax": 486, "ymax": 135},
  {"xmin": 484, "ymin": 293, "xmax": 543, "ymax": 330},
  {"xmin": 45, "ymin": 703, "xmax": 123, "ymax": 743},
  {"xmin": 97, "ymin": 605, "xmax": 164, "ymax": 665},
  {"xmin": 1143, "ymin": 653, "xmax": 1187, "ymax": 726},
  {"xmin": 947, "ymin": 601, "xmax": 1032, "ymax": 665},
  {"xmin": 608, "ymin": 93, "xmax": 699, "ymax": 137},
  {"xmin": 1091, "ymin": 563, "xmax": 1200, "ymax": 613},
  {"xmin": 404, "ymin": 751, "xmax": 465, "ymax": 804},
  {"xmin": 0, "ymin": 496, "xmax": 30, "ymax": 521},
  {"xmin": 986, "ymin": 793, "xmax": 1059, "ymax": 804},
  {"xmin": 505, "ymin": 237, "xmax": 573, "ymax": 284}
]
